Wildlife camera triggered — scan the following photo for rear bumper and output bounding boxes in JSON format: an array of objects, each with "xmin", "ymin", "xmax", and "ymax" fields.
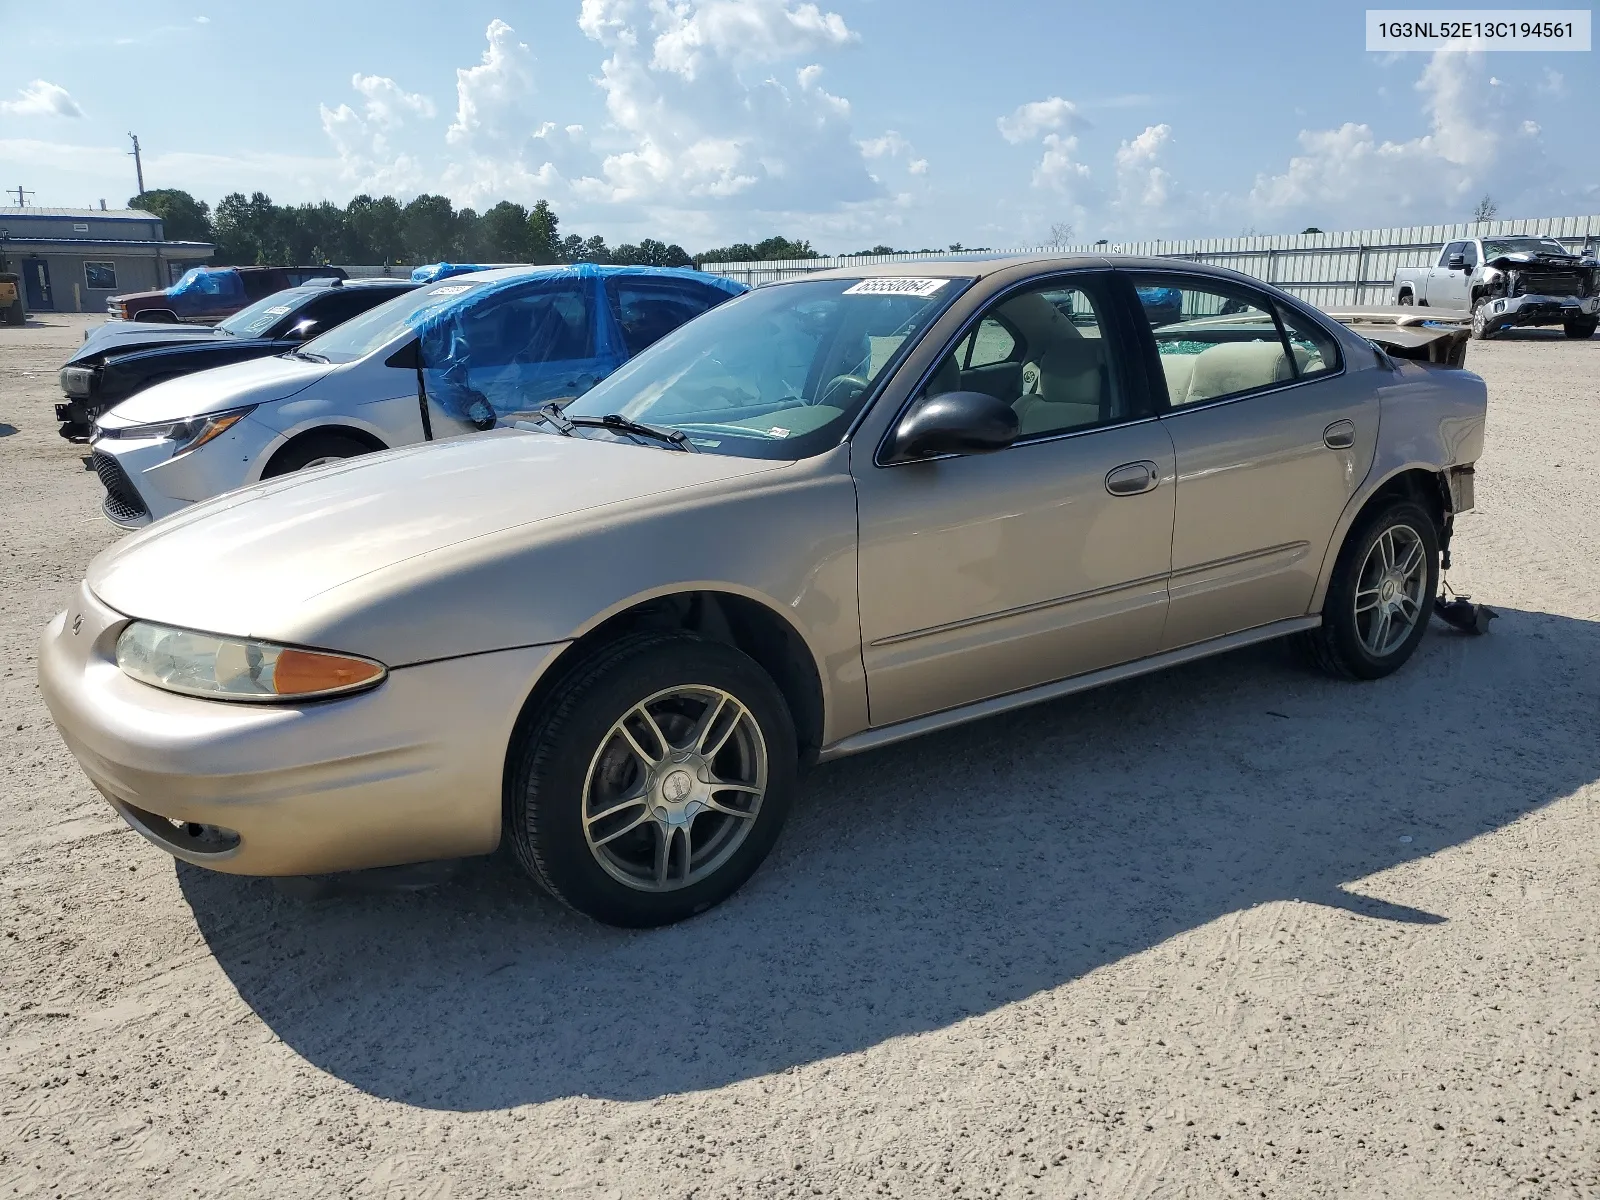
[
  {"xmin": 1488, "ymin": 293, "xmax": 1599, "ymax": 326},
  {"xmin": 38, "ymin": 583, "xmax": 565, "ymax": 876}
]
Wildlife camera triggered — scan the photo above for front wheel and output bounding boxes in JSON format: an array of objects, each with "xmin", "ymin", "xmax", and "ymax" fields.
[
  {"xmin": 506, "ymin": 632, "xmax": 798, "ymax": 927},
  {"xmin": 1564, "ymin": 316, "xmax": 1598, "ymax": 340},
  {"xmin": 262, "ymin": 430, "xmax": 377, "ymax": 478},
  {"xmin": 1298, "ymin": 498, "xmax": 1439, "ymax": 680},
  {"xmin": 1470, "ymin": 299, "xmax": 1498, "ymax": 340}
]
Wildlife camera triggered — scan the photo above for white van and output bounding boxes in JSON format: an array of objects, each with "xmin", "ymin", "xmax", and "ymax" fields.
[{"xmin": 88, "ymin": 265, "xmax": 746, "ymax": 527}]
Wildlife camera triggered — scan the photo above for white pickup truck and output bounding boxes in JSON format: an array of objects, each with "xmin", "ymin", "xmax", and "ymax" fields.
[{"xmin": 1391, "ymin": 235, "xmax": 1599, "ymax": 340}]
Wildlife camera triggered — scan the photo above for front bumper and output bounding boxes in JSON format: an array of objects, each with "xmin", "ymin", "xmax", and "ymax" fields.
[
  {"xmin": 38, "ymin": 582, "xmax": 565, "ymax": 876},
  {"xmin": 86, "ymin": 413, "xmax": 280, "ymax": 528},
  {"xmin": 1486, "ymin": 293, "xmax": 1600, "ymax": 327}
]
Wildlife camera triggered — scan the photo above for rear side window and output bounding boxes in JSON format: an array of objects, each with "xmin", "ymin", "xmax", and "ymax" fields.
[
  {"xmin": 241, "ymin": 270, "xmax": 288, "ymax": 301},
  {"xmin": 605, "ymin": 278, "xmax": 726, "ymax": 357},
  {"xmin": 1275, "ymin": 303, "xmax": 1341, "ymax": 379},
  {"xmin": 1134, "ymin": 276, "xmax": 1292, "ymax": 407}
]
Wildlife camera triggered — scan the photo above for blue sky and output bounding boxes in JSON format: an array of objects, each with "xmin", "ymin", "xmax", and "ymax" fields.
[{"xmin": 1, "ymin": 0, "xmax": 1595, "ymax": 252}]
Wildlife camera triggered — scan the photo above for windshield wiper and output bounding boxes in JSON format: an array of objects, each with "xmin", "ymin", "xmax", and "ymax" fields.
[
  {"xmin": 522, "ymin": 402, "xmax": 574, "ymax": 436},
  {"xmin": 288, "ymin": 349, "xmax": 329, "ymax": 363},
  {"xmin": 567, "ymin": 413, "xmax": 698, "ymax": 452}
]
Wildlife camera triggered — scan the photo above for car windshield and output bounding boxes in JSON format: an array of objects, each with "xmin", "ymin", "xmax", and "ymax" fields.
[
  {"xmin": 1483, "ymin": 237, "xmax": 1570, "ymax": 258},
  {"xmin": 559, "ymin": 276, "xmax": 968, "ymax": 459},
  {"xmin": 217, "ymin": 291, "xmax": 306, "ymax": 338},
  {"xmin": 297, "ymin": 279, "xmax": 487, "ymax": 364}
]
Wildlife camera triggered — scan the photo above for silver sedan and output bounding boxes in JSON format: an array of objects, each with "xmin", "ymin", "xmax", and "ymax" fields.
[{"xmin": 40, "ymin": 256, "xmax": 1487, "ymax": 927}]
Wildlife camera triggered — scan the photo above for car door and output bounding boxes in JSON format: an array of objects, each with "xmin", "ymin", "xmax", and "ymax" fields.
[
  {"xmin": 1127, "ymin": 271, "xmax": 1377, "ymax": 650},
  {"xmin": 853, "ymin": 272, "xmax": 1176, "ymax": 727},
  {"xmin": 419, "ymin": 277, "xmax": 604, "ymax": 430},
  {"xmin": 1427, "ymin": 242, "xmax": 1471, "ymax": 309}
]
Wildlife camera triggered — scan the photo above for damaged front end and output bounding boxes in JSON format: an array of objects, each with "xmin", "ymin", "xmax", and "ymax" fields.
[{"xmin": 1476, "ymin": 242, "xmax": 1599, "ymax": 336}]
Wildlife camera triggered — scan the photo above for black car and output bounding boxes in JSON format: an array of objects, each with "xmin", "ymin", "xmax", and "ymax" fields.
[{"xmin": 55, "ymin": 278, "xmax": 417, "ymax": 441}]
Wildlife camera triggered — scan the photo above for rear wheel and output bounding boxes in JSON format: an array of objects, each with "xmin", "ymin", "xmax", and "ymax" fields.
[
  {"xmin": 1564, "ymin": 316, "xmax": 1598, "ymax": 340},
  {"xmin": 262, "ymin": 430, "xmax": 377, "ymax": 478},
  {"xmin": 1298, "ymin": 498, "xmax": 1438, "ymax": 680},
  {"xmin": 506, "ymin": 632, "xmax": 798, "ymax": 927},
  {"xmin": 1396, "ymin": 290, "xmax": 1414, "ymax": 306}
]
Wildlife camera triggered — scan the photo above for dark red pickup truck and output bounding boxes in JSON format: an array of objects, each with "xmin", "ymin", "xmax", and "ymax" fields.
[{"xmin": 109, "ymin": 265, "xmax": 347, "ymax": 324}]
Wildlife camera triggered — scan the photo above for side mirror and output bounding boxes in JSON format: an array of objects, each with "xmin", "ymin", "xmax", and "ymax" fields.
[
  {"xmin": 888, "ymin": 390, "xmax": 1019, "ymax": 461},
  {"xmin": 1446, "ymin": 254, "xmax": 1466, "ymax": 270},
  {"xmin": 286, "ymin": 318, "xmax": 318, "ymax": 340}
]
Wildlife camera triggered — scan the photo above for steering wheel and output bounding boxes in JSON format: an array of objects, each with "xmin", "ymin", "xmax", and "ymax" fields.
[{"xmin": 815, "ymin": 373, "xmax": 871, "ymax": 408}]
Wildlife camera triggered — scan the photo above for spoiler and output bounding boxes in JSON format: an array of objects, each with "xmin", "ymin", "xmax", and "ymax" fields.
[{"xmin": 1320, "ymin": 305, "xmax": 1471, "ymax": 369}]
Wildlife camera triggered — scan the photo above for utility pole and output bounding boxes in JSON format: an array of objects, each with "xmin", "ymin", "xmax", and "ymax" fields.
[
  {"xmin": 128, "ymin": 133, "xmax": 145, "ymax": 196},
  {"xmin": 9, "ymin": 186, "xmax": 34, "ymax": 207}
]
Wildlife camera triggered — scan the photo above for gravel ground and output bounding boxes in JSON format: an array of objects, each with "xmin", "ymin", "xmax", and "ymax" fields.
[{"xmin": 1, "ymin": 314, "xmax": 1596, "ymax": 1199}]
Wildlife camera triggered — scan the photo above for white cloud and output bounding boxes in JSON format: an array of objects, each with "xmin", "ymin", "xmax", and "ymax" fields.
[
  {"xmin": 446, "ymin": 18, "xmax": 535, "ymax": 147},
  {"xmin": 648, "ymin": 0, "xmax": 855, "ymax": 79},
  {"xmin": 997, "ymin": 96, "xmax": 1081, "ymax": 144},
  {"xmin": 0, "ymin": 80, "xmax": 83, "ymax": 118},
  {"xmin": 319, "ymin": 71, "xmax": 435, "ymax": 193},
  {"xmin": 1246, "ymin": 51, "xmax": 1551, "ymax": 228},
  {"xmin": 194, "ymin": 14, "xmax": 209, "ymax": 23},
  {"xmin": 1112, "ymin": 123, "xmax": 1178, "ymax": 225},
  {"xmin": 353, "ymin": 73, "xmax": 435, "ymax": 129}
]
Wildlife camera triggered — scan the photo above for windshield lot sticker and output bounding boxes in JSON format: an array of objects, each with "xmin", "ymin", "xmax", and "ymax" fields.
[
  {"xmin": 842, "ymin": 278, "xmax": 949, "ymax": 298},
  {"xmin": 767, "ymin": 427, "xmax": 792, "ymax": 438},
  {"xmin": 263, "ymin": 305, "xmax": 291, "ymax": 315},
  {"xmin": 428, "ymin": 284, "xmax": 473, "ymax": 296}
]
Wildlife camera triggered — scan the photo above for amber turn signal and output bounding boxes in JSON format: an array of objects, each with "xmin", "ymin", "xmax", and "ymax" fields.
[{"xmin": 271, "ymin": 648, "xmax": 386, "ymax": 697}]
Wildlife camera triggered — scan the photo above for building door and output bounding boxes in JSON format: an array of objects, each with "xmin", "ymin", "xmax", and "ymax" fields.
[{"xmin": 21, "ymin": 258, "xmax": 53, "ymax": 311}]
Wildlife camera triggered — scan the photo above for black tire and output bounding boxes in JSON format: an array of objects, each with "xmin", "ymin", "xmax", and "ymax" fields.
[
  {"xmin": 1396, "ymin": 291, "xmax": 1414, "ymax": 306},
  {"xmin": 506, "ymin": 631, "xmax": 798, "ymax": 928},
  {"xmin": 1564, "ymin": 317, "xmax": 1598, "ymax": 340},
  {"xmin": 262, "ymin": 430, "xmax": 377, "ymax": 478},
  {"xmin": 1298, "ymin": 498, "xmax": 1439, "ymax": 681},
  {"xmin": 1470, "ymin": 299, "xmax": 1498, "ymax": 340}
]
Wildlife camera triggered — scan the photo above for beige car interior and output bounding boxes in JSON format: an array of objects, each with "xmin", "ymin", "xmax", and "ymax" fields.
[{"xmin": 925, "ymin": 288, "xmax": 1121, "ymax": 439}]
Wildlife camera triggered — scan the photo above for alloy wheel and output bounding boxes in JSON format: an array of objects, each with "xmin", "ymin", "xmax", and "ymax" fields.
[
  {"xmin": 581, "ymin": 685, "xmax": 768, "ymax": 892},
  {"xmin": 1354, "ymin": 523, "xmax": 1428, "ymax": 657}
]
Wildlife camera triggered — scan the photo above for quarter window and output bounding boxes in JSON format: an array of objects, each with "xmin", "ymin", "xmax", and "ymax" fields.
[
  {"xmin": 1275, "ymin": 303, "xmax": 1341, "ymax": 379},
  {"xmin": 83, "ymin": 261, "xmax": 117, "ymax": 290},
  {"xmin": 1133, "ymin": 276, "xmax": 1302, "ymax": 407},
  {"xmin": 924, "ymin": 279, "xmax": 1125, "ymax": 439}
]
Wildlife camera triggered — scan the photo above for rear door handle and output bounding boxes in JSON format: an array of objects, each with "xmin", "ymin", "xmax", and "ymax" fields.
[
  {"xmin": 1323, "ymin": 419, "xmax": 1356, "ymax": 450},
  {"xmin": 1105, "ymin": 460, "xmax": 1160, "ymax": 496}
]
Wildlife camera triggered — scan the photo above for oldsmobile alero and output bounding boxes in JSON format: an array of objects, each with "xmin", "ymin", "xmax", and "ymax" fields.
[{"xmin": 39, "ymin": 256, "xmax": 1487, "ymax": 927}]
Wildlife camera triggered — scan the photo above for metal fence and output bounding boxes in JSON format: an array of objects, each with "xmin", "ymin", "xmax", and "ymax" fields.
[{"xmin": 698, "ymin": 214, "xmax": 1600, "ymax": 306}]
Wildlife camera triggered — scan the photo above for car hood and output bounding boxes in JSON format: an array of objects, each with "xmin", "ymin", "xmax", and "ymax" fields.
[
  {"xmin": 68, "ymin": 321, "xmax": 225, "ymax": 365},
  {"xmin": 86, "ymin": 429, "xmax": 788, "ymax": 660},
  {"xmin": 96, "ymin": 353, "xmax": 331, "ymax": 424}
]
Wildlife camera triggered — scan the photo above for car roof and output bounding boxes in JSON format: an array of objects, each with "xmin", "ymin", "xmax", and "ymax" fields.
[
  {"xmin": 441, "ymin": 264, "xmax": 730, "ymax": 285},
  {"xmin": 792, "ymin": 254, "xmax": 1275, "ymax": 284}
]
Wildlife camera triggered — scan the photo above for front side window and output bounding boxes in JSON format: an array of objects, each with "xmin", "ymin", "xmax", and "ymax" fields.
[
  {"xmin": 83, "ymin": 261, "xmax": 117, "ymax": 290},
  {"xmin": 1440, "ymin": 241, "xmax": 1466, "ymax": 267},
  {"xmin": 563, "ymin": 276, "xmax": 967, "ymax": 459},
  {"xmin": 605, "ymin": 278, "xmax": 727, "ymax": 356},
  {"xmin": 919, "ymin": 279, "xmax": 1126, "ymax": 438},
  {"xmin": 1134, "ymin": 275, "xmax": 1306, "ymax": 407}
]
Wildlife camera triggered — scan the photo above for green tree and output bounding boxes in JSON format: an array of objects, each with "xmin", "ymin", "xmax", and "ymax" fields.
[
  {"xmin": 129, "ymin": 189, "xmax": 212, "ymax": 242},
  {"xmin": 401, "ymin": 194, "xmax": 459, "ymax": 263},
  {"xmin": 527, "ymin": 199, "xmax": 560, "ymax": 263},
  {"xmin": 478, "ymin": 201, "xmax": 531, "ymax": 261},
  {"xmin": 696, "ymin": 235, "xmax": 818, "ymax": 264},
  {"xmin": 345, "ymin": 194, "xmax": 406, "ymax": 264},
  {"xmin": 212, "ymin": 191, "xmax": 279, "ymax": 264}
]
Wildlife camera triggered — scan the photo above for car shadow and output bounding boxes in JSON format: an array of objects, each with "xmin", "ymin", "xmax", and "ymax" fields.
[
  {"xmin": 0, "ymin": 423, "xmax": 16, "ymax": 438},
  {"xmin": 178, "ymin": 605, "xmax": 1600, "ymax": 1110}
]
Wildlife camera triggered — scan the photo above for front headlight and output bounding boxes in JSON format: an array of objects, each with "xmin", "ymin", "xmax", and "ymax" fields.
[
  {"xmin": 116, "ymin": 621, "xmax": 386, "ymax": 702},
  {"xmin": 94, "ymin": 406, "xmax": 254, "ymax": 453}
]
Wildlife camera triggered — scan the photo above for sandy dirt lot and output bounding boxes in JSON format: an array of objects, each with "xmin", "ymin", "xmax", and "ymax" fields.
[{"xmin": 0, "ymin": 313, "xmax": 1595, "ymax": 1199}]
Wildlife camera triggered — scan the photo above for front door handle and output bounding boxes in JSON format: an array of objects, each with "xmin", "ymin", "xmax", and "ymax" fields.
[
  {"xmin": 1323, "ymin": 419, "xmax": 1356, "ymax": 450},
  {"xmin": 1105, "ymin": 460, "xmax": 1160, "ymax": 496}
]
